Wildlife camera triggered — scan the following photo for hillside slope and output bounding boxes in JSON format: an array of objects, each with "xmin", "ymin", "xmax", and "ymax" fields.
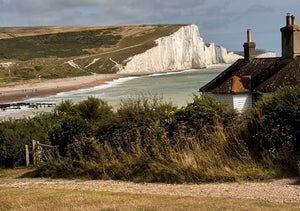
[{"xmin": 0, "ymin": 24, "xmax": 240, "ymax": 86}]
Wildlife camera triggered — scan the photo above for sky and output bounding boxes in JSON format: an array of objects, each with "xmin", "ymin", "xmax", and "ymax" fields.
[{"xmin": 1, "ymin": 0, "xmax": 300, "ymax": 55}]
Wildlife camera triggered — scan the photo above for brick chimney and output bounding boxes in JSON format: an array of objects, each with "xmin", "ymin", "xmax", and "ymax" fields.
[
  {"xmin": 243, "ymin": 29, "xmax": 256, "ymax": 61},
  {"xmin": 280, "ymin": 13, "xmax": 300, "ymax": 59}
]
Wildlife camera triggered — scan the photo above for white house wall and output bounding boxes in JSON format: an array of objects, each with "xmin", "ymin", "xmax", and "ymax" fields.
[
  {"xmin": 209, "ymin": 93, "xmax": 253, "ymax": 112},
  {"xmin": 233, "ymin": 94, "xmax": 253, "ymax": 112},
  {"xmin": 210, "ymin": 94, "xmax": 234, "ymax": 108}
]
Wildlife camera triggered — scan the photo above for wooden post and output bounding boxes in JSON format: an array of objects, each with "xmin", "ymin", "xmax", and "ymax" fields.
[
  {"xmin": 25, "ymin": 145, "xmax": 29, "ymax": 167},
  {"xmin": 37, "ymin": 141, "xmax": 40, "ymax": 164},
  {"xmin": 32, "ymin": 140, "xmax": 36, "ymax": 166}
]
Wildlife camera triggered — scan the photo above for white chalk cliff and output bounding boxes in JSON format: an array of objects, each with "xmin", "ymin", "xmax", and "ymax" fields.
[
  {"xmin": 256, "ymin": 52, "xmax": 277, "ymax": 58},
  {"xmin": 117, "ymin": 24, "xmax": 242, "ymax": 74}
]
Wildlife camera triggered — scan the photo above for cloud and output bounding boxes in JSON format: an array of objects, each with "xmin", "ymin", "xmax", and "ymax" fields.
[
  {"xmin": 0, "ymin": 0, "xmax": 110, "ymax": 14},
  {"xmin": 0, "ymin": 0, "xmax": 299, "ymax": 54},
  {"xmin": 126, "ymin": 0, "xmax": 206, "ymax": 10},
  {"xmin": 86, "ymin": 0, "xmax": 207, "ymax": 25},
  {"xmin": 0, "ymin": 0, "xmax": 208, "ymax": 26},
  {"xmin": 246, "ymin": 4, "xmax": 274, "ymax": 14}
]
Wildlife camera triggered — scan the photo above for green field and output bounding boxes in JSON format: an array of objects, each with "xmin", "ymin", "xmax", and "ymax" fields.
[{"xmin": 0, "ymin": 29, "xmax": 121, "ymax": 60}]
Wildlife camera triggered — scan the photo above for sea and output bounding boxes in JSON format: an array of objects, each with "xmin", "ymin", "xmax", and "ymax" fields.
[{"xmin": 0, "ymin": 64, "xmax": 229, "ymax": 117}]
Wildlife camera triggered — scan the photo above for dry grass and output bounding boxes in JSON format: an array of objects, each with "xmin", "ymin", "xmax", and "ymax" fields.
[
  {"xmin": 0, "ymin": 168, "xmax": 33, "ymax": 178},
  {"xmin": 0, "ymin": 25, "xmax": 168, "ymax": 40},
  {"xmin": 0, "ymin": 187, "xmax": 299, "ymax": 211},
  {"xmin": 39, "ymin": 123, "xmax": 277, "ymax": 183}
]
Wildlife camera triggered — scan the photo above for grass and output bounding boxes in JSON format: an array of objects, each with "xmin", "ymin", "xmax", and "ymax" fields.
[
  {"xmin": 0, "ymin": 29, "xmax": 122, "ymax": 60},
  {"xmin": 0, "ymin": 167, "xmax": 30, "ymax": 177},
  {"xmin": 0, "ymin": 187, "xmax": 299, "ymax": 211},
  {"xmin": 0, "ymin": 168, "xmax": 299, "ymax": 210},
  {"xmin": 0, "ymin": 24, "xmax": 186, "ymax": 85}
]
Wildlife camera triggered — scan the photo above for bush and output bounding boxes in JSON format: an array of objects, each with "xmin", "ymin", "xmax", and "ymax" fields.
[
  {"xmin": 49, "ymin": 115, "xmax": 91, "ymax": 156},
  {"xmin": 2, "ymin": 92, "xmax": 299, "ymax": 181},
  {"xmin": 173, "ymin": 94, "xmax": 238, "ymax": 140},
  {"xmin": 36, "ymin": 96, "xmax": 273, "ymax": 182},
  {"xmin": 55, "ymin": 97, "xmax": 113, "ymax": 122},
  {"xmin": 0, "ymin": 113, "xmax": 53, "ymax": 167},
  {"xmin": 37, "ymin": 124, "xmax": 271, "ymax": 183},
  {"xmin": 176, "ymin": 94, "xmax": 237, "ymax": 126},
  {"xmin": 242, "ymin": 86, "xmax": 300, "ymax": 171},
  {"xmin": 75, "ymin": 97, "xmax": 113, "ymax": 122},
  {"xmin": 96, "ymin": 96, "xmax": 177, "ymax": 147}
]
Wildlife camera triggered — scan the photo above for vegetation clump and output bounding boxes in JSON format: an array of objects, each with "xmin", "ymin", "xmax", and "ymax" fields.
[
  {"xmin": 0, "ymin": 86, "xmax": 299, "ymax": 182},
  {"xmin": 242, "ymin": 85, "xmax": 300, "ymax": 173},
  {"xmin": 0, "ymin": 29, "xmax": 122, "ymax": 60}
]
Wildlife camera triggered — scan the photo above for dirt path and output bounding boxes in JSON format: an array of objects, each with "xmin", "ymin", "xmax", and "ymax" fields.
[{"xmin": 0, "ymin": 170, "xmax": 299, "ymax": 203}]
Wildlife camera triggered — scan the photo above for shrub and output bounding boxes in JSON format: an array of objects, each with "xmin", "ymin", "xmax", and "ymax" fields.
[
  {"xmin": 242, "ymin": 86, "xmax": 300, "ymax": 171},
  {"xmin": 96, "ymin": 96, "xmax": 177, "ymax": 146},
  {"xmin": 75, "ymin": 97, "xmax": 113, "ymax": 122},
  {"xmin": 55, "ymin": 97, "xmax": 113, "ymax": 122},
  {"xmin": 36, "ymin": 96, "xmax": 273, "ymax": 182},
  {"xmin": 49, "ymin": 115, "xmax": 91, "ymax": 156},
  {"xmin": 176, "ymin": 94, "xmax": 237, "ymax": 126},
  {"xmin": 2, "ymin": 92, "xmax": 299, "ymax": 181},
  {"xmin": 0, "ymin": 113, "xmax": 53, "ymax": 167},
  {"xmin": 37, "ymin": 123, "xmax": 271, "ymax": 183},
  {"xmin": 173, "ymin": 94, "xmax": 238, "ymax": 140},
  {"xmin": 55, "ymin": 100, "xmax": 77, "ymax": 115}
]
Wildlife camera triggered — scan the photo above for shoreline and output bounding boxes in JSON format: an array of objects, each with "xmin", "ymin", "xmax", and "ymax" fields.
[
  {"xmin": 0, "ymin": 66, "xmax": 223, "ymax": 120},
  {"xmin": 0, "ymin": 74, "xmax": 128, "ymax": 121},
  {"xmin": 0, "ymin": 68, "xmax": 207, "ymax": 104},
  {"xmin": 0, "ymin": 73, "xmax": 132, "ymax": 103},
  {"xmin": 0, "ymin": 71, "xmax": 177, "ymax": 120}
]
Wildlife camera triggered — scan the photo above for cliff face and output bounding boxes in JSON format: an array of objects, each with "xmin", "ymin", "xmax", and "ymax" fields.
[
  {"xmin": 234, "ymin": 49, "xmax": 277, "ymax": 58},
  {"xmin": 117, "ymin": 25, "xmax": 241, "ymax": 74},
  {"xmin": 256, "ymin": 52, "xmax": 277, "ymax": 58}
]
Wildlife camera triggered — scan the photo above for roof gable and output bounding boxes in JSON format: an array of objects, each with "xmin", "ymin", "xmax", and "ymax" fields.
[{"xmin": 200, "ymin": 57, "xmax": 300, "ymax": 93}]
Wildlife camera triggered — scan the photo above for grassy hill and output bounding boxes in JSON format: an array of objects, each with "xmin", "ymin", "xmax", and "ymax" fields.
[{"xmin": 0, "ymin": 24, "xmax": 186, "ymax": 85}]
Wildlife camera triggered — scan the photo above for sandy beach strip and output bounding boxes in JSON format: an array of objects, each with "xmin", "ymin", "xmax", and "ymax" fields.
[
  {"xmin": 0, "ymin": 72, "xmax": 163, "ymax": 120},
  {"xmin": 0, "ymin": 73, "xmax": 131, "ymax": 103}
]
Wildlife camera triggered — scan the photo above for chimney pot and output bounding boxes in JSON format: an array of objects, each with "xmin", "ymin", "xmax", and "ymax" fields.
[
  {"xmin": 291, "ymin": 15, "xmax": 296, "ymax": 25},
  {"xmin": 286, "ymin": 13, "xmax": 291, "ymax": 26},
  {"xmin": 243, "ymin": 29, "xmax": 256, "ymax": 61},
  {"xmin": 247, "ymin": 29, "xmax": 251, "ymax": 42},
  {"xmin": 281, "ymin": 14, "xmax": 300, "ymax": 59}
]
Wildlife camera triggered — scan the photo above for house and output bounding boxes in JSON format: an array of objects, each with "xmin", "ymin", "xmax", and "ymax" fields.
[{"xmin": 200, "ymin": 14, "xmax": 300, "ymax": 112}]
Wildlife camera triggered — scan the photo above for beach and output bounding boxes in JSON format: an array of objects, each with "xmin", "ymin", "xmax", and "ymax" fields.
[
  {"xmin": 0, "ymin": 74, "xmax": 129, "ymax": 103},
  {"xmin": 0, "ymin": 73, "xmax": 133, "ymax": 120},
  {"xmin": 0, "ymin": 71, "xmax": 182, "ymax": 120}
]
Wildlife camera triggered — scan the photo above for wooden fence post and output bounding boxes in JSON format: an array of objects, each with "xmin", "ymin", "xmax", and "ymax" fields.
[
  {"xmin": 25, "ymin": 145, "xmax": 29, "ymax": 167},
  {"xmin": 32, "ymin": 140, "xmax": 36, "ymax": 166},
  {"xmin": 36, "ymin": 141, "xmax": 41, "ymax": 164}
]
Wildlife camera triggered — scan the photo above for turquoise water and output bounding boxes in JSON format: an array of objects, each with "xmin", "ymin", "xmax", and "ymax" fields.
[{"xmin": 23, "ymin": 64, "xmax": 228, "ymax": 108}]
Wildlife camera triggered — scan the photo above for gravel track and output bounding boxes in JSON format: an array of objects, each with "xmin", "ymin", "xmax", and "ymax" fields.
[{"xmin": 0, "ymin": 173, "xmax": 299, "ymax": 203}]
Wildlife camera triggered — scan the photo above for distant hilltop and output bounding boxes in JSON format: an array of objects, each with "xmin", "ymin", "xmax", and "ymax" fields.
[
  {"xmin": 0, "ymin": 24, "xmax": 241, "ymax": 85},
  {"xmin": 234, "ymin": 49, "xmax": 276, "ymax": 58}
]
